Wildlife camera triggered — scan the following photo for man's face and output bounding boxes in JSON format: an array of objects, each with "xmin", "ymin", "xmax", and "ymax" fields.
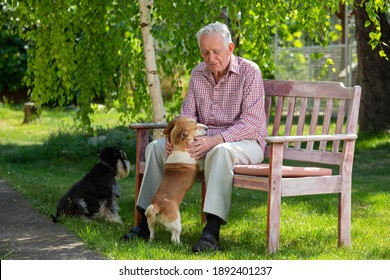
[{"xmin": 199, "ymin": 32, "xmax": 234, "ymax": 78}]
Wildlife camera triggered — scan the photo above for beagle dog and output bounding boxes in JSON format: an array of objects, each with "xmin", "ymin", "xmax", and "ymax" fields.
[{"xmin": 145, "ymin": 116, "xmax": 207, "ymax": 243}]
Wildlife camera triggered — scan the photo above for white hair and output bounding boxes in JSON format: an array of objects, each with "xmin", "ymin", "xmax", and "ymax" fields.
[{"xmin": 196, "ymin": 21, "xmax": 232, "ymax": 50}]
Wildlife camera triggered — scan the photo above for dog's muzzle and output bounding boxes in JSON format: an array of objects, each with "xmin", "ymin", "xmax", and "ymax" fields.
[{"xmin": 116, "ymin": 159, "xmax": 130, "ymax": 179}]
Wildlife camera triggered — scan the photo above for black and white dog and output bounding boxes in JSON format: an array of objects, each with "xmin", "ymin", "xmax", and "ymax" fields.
[{"xmin": 51, "ymin": 147, "xmax": 130, "ymax": 224}]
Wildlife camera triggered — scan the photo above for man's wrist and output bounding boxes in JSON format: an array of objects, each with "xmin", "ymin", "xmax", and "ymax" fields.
[{"xmin": 215, "ymin": 134, "xmax": 225, "ymax": 144}]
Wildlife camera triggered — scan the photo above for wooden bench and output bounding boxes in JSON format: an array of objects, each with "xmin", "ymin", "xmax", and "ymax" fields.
[{"xmin": 129, "ymin": 79, "xmax": 361, "ymax": 253}]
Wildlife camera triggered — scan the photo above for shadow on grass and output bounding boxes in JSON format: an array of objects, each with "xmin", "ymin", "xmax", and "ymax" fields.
[{"xmin": 0, "ymin": 125, "xmax": 137, "ymax": 164}]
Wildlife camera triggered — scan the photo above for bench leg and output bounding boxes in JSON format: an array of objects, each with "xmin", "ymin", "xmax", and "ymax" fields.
[
  {"xmin": 266, "ymin": 191, "xmax": 281, "ymax": 253},
  {"xmin": 266, "ymin": 143, "xmax": 283, "ymax": 254},
  {"xmin": 338, "ymin": 141, "xmax": 354, "ymax": 247},
  {"xmin": 134, "ymin": 174, "xmax": 143, "ymax": 226},
  {"xmin": 133, "ymin": 128, "xmax": 150, "ymax": 226},
  {"xmin": 338, "ymin": 172, "xmax": 352, "ymax": 246},
  {"xmin": 338, "ymin": 191, "xmax": 351, "ymax": 247}
]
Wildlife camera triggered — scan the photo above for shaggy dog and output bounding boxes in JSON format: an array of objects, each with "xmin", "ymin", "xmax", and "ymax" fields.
[
  {"xmin": 51, "ymin": 147, "xmax": 130, "ymax": 223},
  {"xmin": 145, "ymin": 116, "xmax": 207, "ymax": 243}
]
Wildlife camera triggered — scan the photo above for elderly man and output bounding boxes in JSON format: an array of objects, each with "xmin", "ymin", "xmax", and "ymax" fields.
[{"xmin": 122, "ymin": 21, "xmax": 268, "ymax": 253}]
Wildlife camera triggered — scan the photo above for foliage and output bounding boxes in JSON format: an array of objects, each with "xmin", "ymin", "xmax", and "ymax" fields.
[
  {"xmin": 358, "ymin": 0, "xmax": 390, "ymax": 59},
  {"xmin": 0, "ymin": 29, "xmax": 27, "ymax": 93},
  {"xmin": 1, "ymin": 0, "xmax": 151, "ymax": 127},
  {"xmin": 0, "ymin": 0, "xmax": 389, "ymax": 128}
]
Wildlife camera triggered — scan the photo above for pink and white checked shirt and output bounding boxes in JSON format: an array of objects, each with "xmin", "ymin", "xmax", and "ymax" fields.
[{"xmin": 181, "ymin": 55, "xmax": 268, "ymax": 151}]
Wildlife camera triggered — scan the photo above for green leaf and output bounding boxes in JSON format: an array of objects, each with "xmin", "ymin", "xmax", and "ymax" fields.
[
  {"xmin": 379, "ymin": 50, "xmax": 386, "ymax": 57},
  {"xmin": 293, "ymin": 39, "xmax": 303, "ymax": 48},
  {"xmin": 326, "ymin": 58, "xmax": 334, "ymax": 65},
  {"xmin": 310, "ymin": 52, "xmax": 324, "ymax": 60},
  {"xmin": 335, "ymin": 23, "xmax": 342, "ymax": 31}
]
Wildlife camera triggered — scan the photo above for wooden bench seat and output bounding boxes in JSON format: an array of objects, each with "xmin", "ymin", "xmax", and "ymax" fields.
[{"xmin": 129, "ymin": 79, "xmax": 361, "ymax": 253}]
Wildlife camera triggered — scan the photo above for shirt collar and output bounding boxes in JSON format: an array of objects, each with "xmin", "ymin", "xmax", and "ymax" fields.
[
  {"xmin": 201, "ymin": 54, "xmax": 240, "ymax": 76},
  {"xmin": 229, "ymin": 54, "xmax": 240, "ymax": 74}
]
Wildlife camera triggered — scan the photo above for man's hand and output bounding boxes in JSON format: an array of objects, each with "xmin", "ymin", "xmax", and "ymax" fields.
[{"xmin": 189, "ymin": 134, "xmax": 224, "ymax": 160}]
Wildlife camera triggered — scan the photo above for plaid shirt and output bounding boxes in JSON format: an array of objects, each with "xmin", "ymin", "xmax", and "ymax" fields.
[{"xmin": 181, "ymin": 55, "xmax": 268, "ymax": 151}]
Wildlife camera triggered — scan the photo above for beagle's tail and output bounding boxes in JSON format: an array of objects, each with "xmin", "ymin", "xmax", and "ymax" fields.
[{"xmin": 145, "ymin": 204, "xmax": 159, "ymax": 218}]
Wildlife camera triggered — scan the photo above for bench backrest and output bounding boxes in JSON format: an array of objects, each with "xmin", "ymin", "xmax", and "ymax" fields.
[{"xmin": 263, "ymin": 80, "xmax": 361, "ymax": 166}]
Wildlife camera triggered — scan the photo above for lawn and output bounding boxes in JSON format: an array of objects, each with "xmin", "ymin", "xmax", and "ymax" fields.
[{"xmin": 0, "ymin": 104, "xmax": 389, "ymax": 260}]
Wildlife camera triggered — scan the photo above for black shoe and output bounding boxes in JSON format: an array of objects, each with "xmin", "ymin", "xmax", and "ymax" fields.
[
  {"xmin": 192, "ymin": 233, "xmax": 222, "ymax": 253},
  {"xmin": 120, "ymin": 226, "xmax": 150, "ymax": 241}
]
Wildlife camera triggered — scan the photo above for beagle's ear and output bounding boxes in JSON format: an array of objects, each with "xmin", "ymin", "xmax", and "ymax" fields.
[
  {"xmin": 179, "ymin": 129, "xmax": 189, "ymax": 143},
  {"xmin": 169, "ymin": 126, "xmax": 189, "ymax": 145},
  {"xmin": 163, "ymin": 119, "xmax": 176, "ymax": 136},
  {"xmin": 170, "ymin": 126, "xmax": 181, "ymax": 145}
]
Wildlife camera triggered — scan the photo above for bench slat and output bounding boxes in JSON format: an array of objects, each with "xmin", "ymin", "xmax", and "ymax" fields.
[
  {"xmin": 265, "ymin": 95, "xmax": 272, "ymax": 124},
  {"xmin": 129, "ymin": 123, "xmax": 167, "ymax": 129},
  {"xmin": 264, "ymin": 80, "xmax": 356, "ymax": 99},
  {"xmin": 272, "ymin": 96, "xmax": 284, "ymax": 136},
  {"xmin": 307, "ymin": 98, "xmax": 321, "ymax": 150},
  {"xmin": 294, "ymin": 97, "xmax": 308, "ymax": 149},
  {"xmin": 233, "ymin": 175, "xmax": 268, "ymax": 191},
  {"xmin": 282, "ymin": 176, "xmax": 341, "ymax": 196},
  {"xmin": 281, "ymin": 148, "xmax": 344, "ymax": 165},
  {"xmin": 333, "ymin": 99, "xmax": 347, "ymax": 152},
  {"xmin": 319, "ymin": 99, "xmax": 333, "ymax": 151}
]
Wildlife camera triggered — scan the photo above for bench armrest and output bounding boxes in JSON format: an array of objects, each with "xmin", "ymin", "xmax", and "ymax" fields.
[
  {"xmin": 129, "ymin": 123, "xmax": 167, "ymax": 130},
  {"xmin": 266, "ymin": 133, "xmax": 358, "ymax": 144}
]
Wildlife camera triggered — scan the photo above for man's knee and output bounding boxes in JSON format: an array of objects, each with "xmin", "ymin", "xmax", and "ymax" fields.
[
  {"xmin": 206, "ymin": 143, "xmax": 235, "ymax": 161},
  {"xmin": 146, "ymin": 139, "xmax": 166, "ymax": 157}
]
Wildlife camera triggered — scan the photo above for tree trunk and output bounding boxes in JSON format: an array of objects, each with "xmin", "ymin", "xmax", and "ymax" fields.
[
  {"xmin": 138, "ymin": 0, "xmax": 166, "ymax": 138},
  {"xmin": 22, "ymin": 102, "xmax": 39, "ymax": 124},
  {"xmin": 355, "ymin": 4, "xmax": 390, "ymax": 134}
]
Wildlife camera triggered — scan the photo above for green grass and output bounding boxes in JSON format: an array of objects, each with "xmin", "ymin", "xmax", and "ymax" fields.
[{"xmin": 0, "ymin": 104, "xmax": 389, "ymax": 260}]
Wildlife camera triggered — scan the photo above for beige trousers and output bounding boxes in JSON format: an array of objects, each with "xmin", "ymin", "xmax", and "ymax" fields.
[{"xmin": 137, "ymin": 138, "xmax": 264, "ymax": 223}]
